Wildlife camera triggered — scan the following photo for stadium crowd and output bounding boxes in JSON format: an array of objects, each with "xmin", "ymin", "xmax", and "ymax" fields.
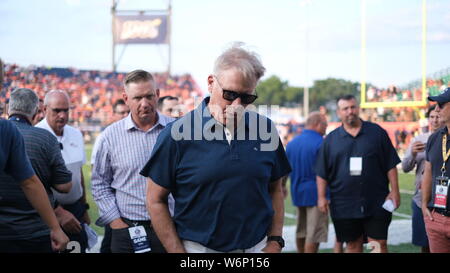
[{"xmin": 0, "ymin": 63, "xmax": 203, "ymax": 127}]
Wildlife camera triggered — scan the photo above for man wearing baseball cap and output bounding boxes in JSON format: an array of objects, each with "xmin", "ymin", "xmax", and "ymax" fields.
[{"xmin": 421, "ymin": 87, "xmax": 450, "ymax": 252}]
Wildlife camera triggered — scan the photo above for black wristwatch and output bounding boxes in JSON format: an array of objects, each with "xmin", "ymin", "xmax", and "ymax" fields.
[{"xmin": 267, "ymin": 236, "xmax": 285, "ymax": 248}]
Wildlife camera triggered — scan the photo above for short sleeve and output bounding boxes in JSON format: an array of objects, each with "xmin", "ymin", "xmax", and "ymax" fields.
[
  {"xmin": 315, "ymin": 138, "xmax": 329, "ymax": 181},
  {"xmin": 140, "ymin": 125, "xmax": 179, "ymax": 191},
  {"xmin": 47, "ymin": 132, "xmax": 72, "ymax": 185},
  {"xmin": 426, "ymin": 131, "xmax": 439, "ymax": 162},
  {"xmin": 4, "ymin": 121, "xmax": 35, "ymax": 182},
  {"xmin": 270, "ymin": 138, "xmax": 292, "ymax": 182},
  {"xmin": 380, "ymin": 128, "xmax": 401, "ymax": 172}
]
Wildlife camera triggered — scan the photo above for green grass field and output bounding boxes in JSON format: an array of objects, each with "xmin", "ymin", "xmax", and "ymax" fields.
[
  {"xmin": 284, "ymin": 172, "xmax": 418, "ymax": 253},
  {"xmin": 83, "ymin": 143, "xmax": 419, "ymax": 252}
]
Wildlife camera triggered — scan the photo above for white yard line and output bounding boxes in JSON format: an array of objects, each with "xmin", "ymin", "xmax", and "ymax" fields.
[{"xmin": 400, "ymin": 189, "xmax": 415, "ymax": 195}]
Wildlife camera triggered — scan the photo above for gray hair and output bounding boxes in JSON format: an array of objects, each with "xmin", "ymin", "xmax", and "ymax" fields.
[
  {"xmin": 44, "ymin": 89, "xmax": 70, "ymax": 106},
  {"xmin": 213, "ymin": 42, "xmax": 266, "ymax": 88},
  {"xmin": 8, "ymin": 88, "xmax": 39, "ymax": 119}
]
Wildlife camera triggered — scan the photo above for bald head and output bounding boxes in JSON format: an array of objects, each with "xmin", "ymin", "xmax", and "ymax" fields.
[
  {"xmin": 43, "ymin": 90, "xmax": 70, "ymax": 136},
  {"xmin": 305, "ymin": 111, "xmax": 328, "ymax": 136},
  {"xmin": 44, "ymin": 90, "xmax": 70, "ymax": 106}
]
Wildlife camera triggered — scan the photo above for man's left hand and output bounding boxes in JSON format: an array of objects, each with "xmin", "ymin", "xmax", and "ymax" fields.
[
  {"xmin": 386, "ymin": 191, "xmax": 401, "ymax": 209},
  {"xmin": 262, "ymin": 241, "xmax": 282, "ymax": 253}
]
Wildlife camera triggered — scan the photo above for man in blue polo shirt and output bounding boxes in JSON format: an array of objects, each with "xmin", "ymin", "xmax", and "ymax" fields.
[
  {"xmin": 0, "ymin": 88, "xmax": 72, "ymax": 252},
  {"xmin": 316, "ymin": 94, "xmax": 400, "ymax": 253},
  {"xmin": 286, "ymin": 112, "xmax": 329, "ymax": 253},
  {"xmin": 140, "ymin": 44, "xmax": 291, "ymax": 253}
]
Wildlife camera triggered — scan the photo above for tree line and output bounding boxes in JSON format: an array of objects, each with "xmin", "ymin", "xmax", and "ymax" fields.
[{"xmin": 255, "ymin": 75, "xmax": 361, "ymax": 110}]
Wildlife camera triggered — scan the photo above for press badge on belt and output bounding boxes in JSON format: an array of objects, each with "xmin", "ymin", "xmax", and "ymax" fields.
[
  {"xmin": 128, "ymin": 225, "xmax": 151, "ymax": 253},
  {"xmin": 434, "ymin": 176, "xmax": 449, "ymax": 209}
]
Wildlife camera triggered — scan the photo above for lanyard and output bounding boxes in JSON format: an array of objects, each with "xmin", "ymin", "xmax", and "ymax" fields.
[{"xmin": 442, "ymin": 134, "xmax": 450, "ymax": 174}]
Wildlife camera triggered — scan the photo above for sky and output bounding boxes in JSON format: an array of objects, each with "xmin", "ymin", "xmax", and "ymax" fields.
[{"xmin": 1, "ymin": 0, "xmax": 449, "ymax": 92}]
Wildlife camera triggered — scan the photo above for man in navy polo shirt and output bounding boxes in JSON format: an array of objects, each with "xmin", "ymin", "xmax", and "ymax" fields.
[
  {"xmin": 0, "ymin": 88, "xmax": 72, "ymax": 252},
  {"xmin": 422, "ymin": 87, "xmax": 450, "ymax": 252},
  {"xmin": 141, "ymin": 44, "xmax": 291, "ymax": 253},
  {"xmin": 316, "ymin": 94, "xmax": 400, "ymax": 253},
  {"xmin": 286, "ymin": 112, "xmax": 329, "ymax": 253},
  {"xmin": 0, "ymin": 58, "xmax": 68, "ymax": 252}
]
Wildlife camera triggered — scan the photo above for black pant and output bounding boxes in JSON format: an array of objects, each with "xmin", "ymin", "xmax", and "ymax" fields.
[
  {"xmin": 0, "ymin": 235, "xmax": 53, "ymax": 253},
  {"xmin": 61, "ymin": 198, "xmax": 88, "ymax": 253},
  {"xmin": 100, "ymin": 226, "xmax": 112, "ymax": 253},
  {"xmin": 110, "ymin": 218, "xmax": 166, "ymax": 253}
]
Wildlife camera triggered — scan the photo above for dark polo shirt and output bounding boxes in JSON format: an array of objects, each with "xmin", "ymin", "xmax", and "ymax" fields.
[
  {"xmin": 0, "ymin": 116, "xmax": 72, "ymax": 240},
  {"xmin": 0, "ymin": 119, "xmax": 34, "ymax": 182},
  {"xmin": 140, "ymin": 97, "xmax": 291, "ymax": 252},
  {"xmin": 425, "ymin": 126, "xmax": 450, "ymax": 210},
  {"xmin": 315, "ymin": 120, "xmax": 400, "ymax": 219}
]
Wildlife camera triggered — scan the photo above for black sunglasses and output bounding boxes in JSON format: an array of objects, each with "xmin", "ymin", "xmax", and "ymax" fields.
[{"xmin": 214, "ymin": 76, "xmax": 258, "ymax": 104}]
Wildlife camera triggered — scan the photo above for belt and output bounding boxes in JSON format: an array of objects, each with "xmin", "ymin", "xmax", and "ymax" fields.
[
  {"xmin": 433, "ymin": 208, "xmax": 450, "ymax": 217},
  {"xmin": 122, "ymin": 218, "xmax": 152, "ymax": 228}
]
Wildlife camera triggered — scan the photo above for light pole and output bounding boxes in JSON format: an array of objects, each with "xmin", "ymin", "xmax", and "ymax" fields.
[{"xmin": 300, "ymin": 0, "xmax": 311, "ymax": 118}]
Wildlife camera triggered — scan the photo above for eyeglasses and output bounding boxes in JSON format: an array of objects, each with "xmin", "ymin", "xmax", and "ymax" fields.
[
  {"xmin": 50, "ymin": 108, "xmax": 69, "ymax": 114},
  {"xmin": 214, "ymin": 76, "xmax": 258, "ymax": 104},
  {"xmin": 115, "ymin": 111, "xmax": 130, "ymax": 116}
]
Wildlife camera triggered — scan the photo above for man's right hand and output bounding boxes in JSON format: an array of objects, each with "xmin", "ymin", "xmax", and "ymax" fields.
[
  {"xmin": 55, "ymin": 206, "xmax": 82, "ymax": 234},
  {"xmin": 422, "ymin": 204, "xmax": 434, "ymax": 221},
  {"xmin": 411, "ymin": 141, "xmax": 426, "ymax": 157},
  {"xmin": 50, "ymin": 227, "xmax": 69, "ymax": 252},
  {"xmin": 110, "ymin": 218, "xmax": 129, "ymax": 229},
  {"xmin": 318, "ymin": 197, "xmax": 330, "ymax": 214}
]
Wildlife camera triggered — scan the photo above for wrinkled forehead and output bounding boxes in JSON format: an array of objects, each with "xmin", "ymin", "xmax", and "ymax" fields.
[
  {"xmin": 115, "ymin": 104, "xmax": 129, "ymax": 112},
  {"xmin": 337, "ymin": 98, "xmax": 358, "ymax": 110},
  {"xmin": 46, "ymin": 93, "xmax": 70, "ymax": 108},
  {"xmin": 125, "ymin": 80, "xmax": 156, "ymax": 96},
  {"xmin": 429, "ymin": 109, "xmax": 439, "ymax": 118},
  {"xmin": 162, "ymin": 99, "xmax": 179, "ymax": 108},
  {"xmin": 216, "ymin": 68, "xmax": 257, "ymax": 92}
]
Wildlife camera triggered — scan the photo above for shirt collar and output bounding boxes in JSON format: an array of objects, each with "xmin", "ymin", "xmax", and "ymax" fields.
[
  {"xmin": 9, "ymin": 114, "xmax": 32, "ymax": 126},
  {"xmin": 38, "ymin": 118, "xmax": 64, "ymax": 138},
  {"xmin": 302, "ymin": 129, "xmax": 322, "ymax": 137},
  {"xmin": 124, "ymin": 112, "xmax": 171, "ymax": 132},
  {"xmin": 338, "ymin": 119, "xmax": 366, "ymax": 138}
]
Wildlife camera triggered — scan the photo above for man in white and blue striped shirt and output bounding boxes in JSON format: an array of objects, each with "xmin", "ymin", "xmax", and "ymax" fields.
[{"xmin": 91, "ymin": 70, "xmax": 174, "ymax": 253}]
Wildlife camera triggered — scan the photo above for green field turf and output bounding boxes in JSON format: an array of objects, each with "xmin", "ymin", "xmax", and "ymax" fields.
[{"xmin": 84, "ymin": 143, "xmax": 419, "ymax": 252}]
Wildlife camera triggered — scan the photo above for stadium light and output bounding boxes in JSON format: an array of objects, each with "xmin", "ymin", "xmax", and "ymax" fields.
[{"xmin": 300, "ymin": 0, "xmax": 312, "ymax": 118}]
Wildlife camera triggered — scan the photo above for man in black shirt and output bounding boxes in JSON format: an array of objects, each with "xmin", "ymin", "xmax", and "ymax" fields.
[{"xmin": 316, "ymin": 94, "xmax": 400, "ymax": 253}]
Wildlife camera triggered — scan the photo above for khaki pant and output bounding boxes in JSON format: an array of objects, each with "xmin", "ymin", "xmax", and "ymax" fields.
[
  {"xmin": 183, "ymin": 237, "xmax": 267, "ymax": 253},
  {"xmin": 296, "ymin": 206, "xmax": 329, "ymax": 243}
]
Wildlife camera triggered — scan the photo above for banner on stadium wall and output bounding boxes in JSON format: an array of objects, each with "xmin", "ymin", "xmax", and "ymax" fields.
[{"xmin": 114, "ymin": 15, "xmax": 168, "ymax": 44}]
